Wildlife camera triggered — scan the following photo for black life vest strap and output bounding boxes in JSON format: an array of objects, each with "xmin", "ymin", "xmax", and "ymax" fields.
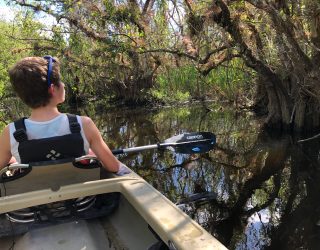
[
  {"xmin": 66, "ymin": 114, "xmax": 81, "ymax": 134},
  {"xmin": 13, "ymin": 118, "xmax": 28, "ymax": 142},
  {"xmin": 13, "ymin": 114, "xmax": 81, "ymax": 142}
]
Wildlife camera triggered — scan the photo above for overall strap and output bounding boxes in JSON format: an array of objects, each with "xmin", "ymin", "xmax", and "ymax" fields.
[
  {"xmin": 13, "ymin": 118, "xmax": 28, "ymax": 142},
  {"xmin": 66, "ymin": 114, "xmax": 81, "ymax": 133}
]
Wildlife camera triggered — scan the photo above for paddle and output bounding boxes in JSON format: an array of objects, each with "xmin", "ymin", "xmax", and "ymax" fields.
[
  {"xmin": 0, "ymin": 132, "xmax": 216, "ymax": 178},
  {"xmin": 111, "ymin": 132, "xmax": 216, "ymax": 155}
]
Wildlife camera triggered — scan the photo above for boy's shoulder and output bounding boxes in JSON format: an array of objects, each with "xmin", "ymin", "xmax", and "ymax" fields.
[
  {"xmin": 0, "ymin": 124, "xmax": 10, "ymax": 138},
  {"xmin": 78, "ymin": 115, "xmax": 93, "ymax": 125}
]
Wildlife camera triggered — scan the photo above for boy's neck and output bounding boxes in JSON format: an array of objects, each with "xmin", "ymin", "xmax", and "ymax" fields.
[{"xmin": 29, "ymin": 106, "xmax": 61, "ymax": 121}]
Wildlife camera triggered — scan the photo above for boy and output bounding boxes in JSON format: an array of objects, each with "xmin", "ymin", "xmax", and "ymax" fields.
[{"xmin": 0, "ymin": 56, "xmax": 129, "ymax": 175}]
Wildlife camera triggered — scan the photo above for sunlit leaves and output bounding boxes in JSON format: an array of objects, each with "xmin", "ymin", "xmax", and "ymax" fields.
[{"xmin": 0, "ymin": 11, "xmax": 46, "ymax": 94}]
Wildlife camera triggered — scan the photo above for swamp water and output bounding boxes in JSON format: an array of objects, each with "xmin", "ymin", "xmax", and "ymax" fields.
[
  {"xmin": 2, "ymin": 104, "xmax": 320, "ymax": 249},
  {"xmin": 96, "ymin": 105, "xmax": 320, "ymax": 250}
]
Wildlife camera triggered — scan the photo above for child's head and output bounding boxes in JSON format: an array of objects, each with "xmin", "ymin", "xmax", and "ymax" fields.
[{"xmin": 9, "ymin": 56, "xmax": 61, "ymax": 108}]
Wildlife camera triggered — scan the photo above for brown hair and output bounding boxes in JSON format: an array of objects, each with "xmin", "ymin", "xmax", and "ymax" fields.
[{"xmin": 9, "ymin": 57, "xmax": 61, "ymax": 108}]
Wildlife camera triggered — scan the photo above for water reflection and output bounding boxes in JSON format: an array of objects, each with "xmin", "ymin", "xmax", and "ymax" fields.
[
  {"xmin": 87, "ymin": 105, "xmax": 320, "ymax": 250},
  {"xmin": 2, "ymin": 103, "xmax": 320, "ymax": 249}
]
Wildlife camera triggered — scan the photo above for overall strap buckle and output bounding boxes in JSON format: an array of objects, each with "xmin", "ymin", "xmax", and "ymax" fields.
[
  {"xmin": 13, "ymin": 118, "xmax": 28, "ymax": 142},
  {"xmin": 69, "ymin": 122, "xmax": 81, "ymax": 133},
  {"xmin": 13, "ymin": 129, "xmax": 28, "ymax": 142}
]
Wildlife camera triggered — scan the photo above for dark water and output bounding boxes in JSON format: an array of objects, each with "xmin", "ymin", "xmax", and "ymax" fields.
[
  {"xmin": 88, "ymin": 105, "xmax": 320, "ymax": 250},
  {"xmin": 2, "ymin": 102, "xmax": 320, "ymax": 249}
]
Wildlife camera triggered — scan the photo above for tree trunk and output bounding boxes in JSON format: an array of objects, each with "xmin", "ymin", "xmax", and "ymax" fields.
[
  {"xmin": 112, "ymin": 74, "xmax": 154, "ymax": 105},
  {"xmin": 255, "ymin": 76, "xmax": 320, "ymax": 132},
  {"xmin": 110, "ymin": 51, "xmax": 159, "ymax": 105}
]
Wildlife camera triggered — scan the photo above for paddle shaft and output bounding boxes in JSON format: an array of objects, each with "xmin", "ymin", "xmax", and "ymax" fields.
[
  {"xmin": 112, "ymin": 144, "xmax": 159, "ymax": 155},
  {"xmin": 111, "ymin": 138, "xmax": 213, "ymax": 155}
]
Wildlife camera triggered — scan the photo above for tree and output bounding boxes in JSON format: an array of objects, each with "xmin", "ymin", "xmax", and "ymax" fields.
[
  {"xmin": 0, "ymin": 10, "xmax": 54, "ymax": 123},
  {"xmin": 182, "ymin": 0, "xmax": 320, "ymax": 132},
  {"xmin": 11, "ymin": 0, "xmax": 320, "ymax": 131},
  {"xmin": 11, "ymin": 0, "xmax": 165, "ymax": 104}
]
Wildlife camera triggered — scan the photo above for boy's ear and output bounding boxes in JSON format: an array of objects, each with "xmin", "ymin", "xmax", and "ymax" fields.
[{"xmin": 48, "ymin": 84, "xmax": 54, "ymax": 95}]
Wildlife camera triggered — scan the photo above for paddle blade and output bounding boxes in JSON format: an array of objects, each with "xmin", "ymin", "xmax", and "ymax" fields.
[{"xmin": 164, "ymin": 132, "xmax": 216, "ymax": 154}]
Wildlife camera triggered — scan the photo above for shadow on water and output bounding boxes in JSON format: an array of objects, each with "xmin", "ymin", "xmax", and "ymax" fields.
[{"xmin": 3, "ymin": 102, "xmax": 320, "ymax": 249}]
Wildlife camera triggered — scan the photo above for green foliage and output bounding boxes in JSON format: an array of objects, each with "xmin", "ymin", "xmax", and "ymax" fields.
[
  {"xmin": 1, "ymin": 0, "xmax": 256, "ymax": 108},
  {"xmin": 151, "ymin": 65, "xmax": 198, "ymax": 103},
  {"xmin": 0, "ymin": 11, "xmax": 45, "ymax": 97},
  {"xmin": 152, "ymin": 59, "xmax": 253, "ymax": 104},
  {"xmin": 206, "ymin": 58, "xmax": 254, "ymax": 100}
]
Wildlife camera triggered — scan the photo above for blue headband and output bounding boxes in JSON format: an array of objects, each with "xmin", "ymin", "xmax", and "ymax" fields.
[{"xmin": 43, "ymin": 55, "xmax": 56, "ymax": 87}]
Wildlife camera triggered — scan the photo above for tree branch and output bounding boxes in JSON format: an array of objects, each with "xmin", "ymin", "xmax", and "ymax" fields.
[
  {"xmin": 200, "ymin": 52, "xmax": 242, "ymax": 76},
  {"xmin": 199, "ymin": 44, "xmax": 234, "ymax": 64},
  {"xmin": 138, "ymin": 48, "xmax": 198, "ymax": 60},
  {"xmin": 211, "ymin": 0, "xmax": 288, "ymax": 98},
  {"xmin": 245, "ymin": 0, "xmax": 312, "ymax": 70},
  {"xmin": 142, "ymin": 0, "xmax": 155, "ymax": 15}
]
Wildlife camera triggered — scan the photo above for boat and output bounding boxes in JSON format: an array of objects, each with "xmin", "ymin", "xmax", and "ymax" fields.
[{"xmin": 0, "ymin": 132, "xmax": 227, "ymax": 249}]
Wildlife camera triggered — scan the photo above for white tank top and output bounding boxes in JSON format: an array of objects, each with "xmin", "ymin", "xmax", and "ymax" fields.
[{"xmin": 9, "ymin": 114, "xmax": 90, "ymax": 163}]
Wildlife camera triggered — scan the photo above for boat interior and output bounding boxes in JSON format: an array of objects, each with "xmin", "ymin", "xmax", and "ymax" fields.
[{"xmin": 0, "ymin": 157, "xmax": 227, "ymax": 250}]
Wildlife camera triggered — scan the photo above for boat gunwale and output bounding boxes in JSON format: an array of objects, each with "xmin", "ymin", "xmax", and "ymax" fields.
[{"xmin": 0, "ymin": 170, "xmax": 227, "ymax": 250}]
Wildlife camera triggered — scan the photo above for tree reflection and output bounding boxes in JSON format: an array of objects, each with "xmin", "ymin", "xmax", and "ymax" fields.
[
  {"xmin": 10, "ymin": 104, "xmax": 319, "ymax": 249},
  {"xmin": 83, "ymin": 105, "xmax": 320, "ymax": 249}
]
